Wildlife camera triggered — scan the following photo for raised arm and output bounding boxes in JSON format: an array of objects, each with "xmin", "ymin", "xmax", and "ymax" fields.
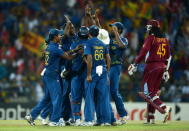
[
  {"xmin": 92, "ymin": 9, "xmax": 102, "ymax": 28},
  {"xmin": 81, "ymin": 5, "xmax": 96, "ymax": 27},
  {"xmin": 112, "ymin": 26, "xmax": 126, "ymax": 48}
]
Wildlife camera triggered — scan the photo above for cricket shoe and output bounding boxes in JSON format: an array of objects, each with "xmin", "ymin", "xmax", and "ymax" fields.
[
  {"xmin": 81, "ymin": 121, "xmax": 94, "ymax": 126},
  {"xmin": 58, "ymin": 118, "xmax": 66, "ymax": 126},
  {"xmin": 48, "ymin": 122, "xmax": 58, "ymax": 126},
  {"xmin": 111, "ymin": 121, "xmax": 119, "ymax": 126},
  {"xmin": 74, "ymin": 119, "xmax": 82, "ymax": 126},
  {"xmin": 48, "ymin": 122, "xmax": 65, "ymax": 127},
  {"xmin": 38, "ymin": 116, "xmax": 48, "ymax": 125},
  {"xmin": 163, "ymin": 106, "xmax": 172, "ymax": 123},
  {"xmin": 143, "ymin": 119, "xmax": 155, "ymax": 124},
  {"xmin": 25, "ymin": 114, "xmax": 35, "ymax": 126},
  {"xmin": 100, "ymin": 123, "xmax": 111, "ymax": 126},
  {"xmin": 65, "ymin": 118, "xmax": 75, "ymax": 126},
  {"xmin": 117, "ymin": 115, "xmax": 129, "ymax": 125},
  {"xmin": 93, "ymin": 122, "xmax": 101, "ymax": 126}
]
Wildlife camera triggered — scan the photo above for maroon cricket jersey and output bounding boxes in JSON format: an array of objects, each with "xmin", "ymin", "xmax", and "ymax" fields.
[{"xmin": 135, "ymin": 35, "xmax": 170, "ymax": 64}]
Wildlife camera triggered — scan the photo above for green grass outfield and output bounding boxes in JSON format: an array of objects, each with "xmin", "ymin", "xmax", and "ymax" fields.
[{"xmin": 0, "ymin": 120, "xmax": 189, "ymax": 131}]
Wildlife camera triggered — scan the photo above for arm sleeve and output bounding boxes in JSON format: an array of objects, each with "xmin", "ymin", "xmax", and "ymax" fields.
[
  {"xmin": 84, "ymin": 42, "xmax": 91, "ymax": 55},
  {"xmin": 134, "ymin": 36, "xmax": 154, "ymax": 64}
]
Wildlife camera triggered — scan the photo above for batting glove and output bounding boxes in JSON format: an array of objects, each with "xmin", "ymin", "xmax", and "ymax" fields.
[
  {"xmin": 128, "ymin": 64, "xmax": 137, "ymax": 76},
  {"xmin": 162, "ymin": 71, "xmax": 170, "ymax": 82}
]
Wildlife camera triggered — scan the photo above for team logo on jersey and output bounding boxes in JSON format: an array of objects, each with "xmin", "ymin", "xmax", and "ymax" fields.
[
  {"xmin": 113, "ymin": 40, "xmax": 118, "ymax": 44},
  {"xmin": 110, "ymin": 46, "xmax": 116, "ymax": 50}
]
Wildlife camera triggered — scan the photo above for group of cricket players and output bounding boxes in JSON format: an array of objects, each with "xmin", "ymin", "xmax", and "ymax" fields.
[{"xmin": 25, "ymin": 6, "xmax": 172, "ymax": 127}]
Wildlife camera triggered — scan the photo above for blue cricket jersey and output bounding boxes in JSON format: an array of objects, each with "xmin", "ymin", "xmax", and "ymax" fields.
[
  {"xmin": 84, "ymin": 37, "xmax": 109, "ymax": 74},
  {"xmin": 71, "ymin": 39, "xmax": 87, "ymax": 72},
  {"xmin": 109, "ymin": 37, "xmax": 128, "ymax": 65},
  {"xmin": 44, "ymin": 41, "xmax": 64, "ymax": 74}
]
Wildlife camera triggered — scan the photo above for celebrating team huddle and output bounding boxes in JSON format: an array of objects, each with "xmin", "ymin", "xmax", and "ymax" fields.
[{"xmin": 25, "ymin": 6, "xmax": 172, "ymax": 127}]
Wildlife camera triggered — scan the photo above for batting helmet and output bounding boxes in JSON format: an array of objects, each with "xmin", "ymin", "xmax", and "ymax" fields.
[
  {"xmin": 78, "ymin": 26, "xmax": 89, "ymax": 38},
  {"xmin": 89, "ymin": 25, "xmax": 99, "ymax": 37},
  {"xmin": 147, "ymin": 19, "xmax": 160, "ymax": 28}
]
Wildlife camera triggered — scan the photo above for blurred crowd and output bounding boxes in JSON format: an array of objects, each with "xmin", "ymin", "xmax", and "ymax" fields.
[{"xmin": 0, "ymin": 0, "xmax": 189, "ymax": 103}]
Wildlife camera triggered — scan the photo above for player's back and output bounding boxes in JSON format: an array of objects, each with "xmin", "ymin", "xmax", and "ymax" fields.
[
  {"xmin": 146, "ymin": 35, "xmax": 170, "ymax": 63},
  {"xmin": 87, "ymin": 37, "xmax": 108, "ymax": 70}
]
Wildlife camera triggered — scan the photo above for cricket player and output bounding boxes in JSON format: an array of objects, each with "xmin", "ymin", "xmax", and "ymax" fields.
[
  {"xmin": 128, "ymin": 19, "xmax": 172, "ymax": 124},
  {"xmin": 60, "ymin": 16, "xmax": 78, "ymax": 123},
  {"xmin": 70, "ymin": 26, "xmax": 89, "ymax": 126},
  {"xmin": 109, "ymin": 22, "xmax": 128, "ymax": 124},
  {"xmin": 84, "ymin": 25, "xmax": 111, "ymax": 126},
  {"xmin": 25, "ymin": 28, "xmax": 81, "ymax": 126}
]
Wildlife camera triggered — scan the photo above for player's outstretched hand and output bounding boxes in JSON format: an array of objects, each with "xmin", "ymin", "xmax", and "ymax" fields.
[
  {"xmin": 128, "ymin": 64, "xmax": 137, "ymax": 76},
  {"xmin": 87, "ymin": 75, "xmax": 92, "ymax": 82},
  {"xmin": 162, "ymin": 71, "xmax": 170, "ymax": 82},
  {"xmin": 64, "ymin": 15, "xmax": 71, "ymax": 23},
  {"xmin": 85, "ymin": 5, "xmax": 91, "ymax": 16}
]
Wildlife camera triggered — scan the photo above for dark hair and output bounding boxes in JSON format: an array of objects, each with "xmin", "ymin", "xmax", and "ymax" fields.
[{"xmin": 149, "ymin": 26, "xmax": 165, "ymax": 38}]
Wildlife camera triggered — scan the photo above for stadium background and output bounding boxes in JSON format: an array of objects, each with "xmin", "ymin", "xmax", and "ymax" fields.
[{"xmin": 0, "ymin": 0, "xmax": 189, "ymax": 120}]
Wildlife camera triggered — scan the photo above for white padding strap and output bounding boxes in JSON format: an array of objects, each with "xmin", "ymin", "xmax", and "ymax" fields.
[{"xmin": 152, "ymin": 95, "xmax": 159, "ymax": 101}]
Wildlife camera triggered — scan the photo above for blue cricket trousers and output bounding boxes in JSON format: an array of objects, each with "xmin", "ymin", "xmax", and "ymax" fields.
[
  {"xmin": 110, "ymin": 65, "xmax": 127, "ymax": 117},
  {"xmin": 40, "ymin": 102, "xmax": 52, "ymax": 119},
  {"xmin": 61, "ymin": 78, "xmax": 73, "ymax": 121},
  {"xmin": 31, "ymin": 71, "xmax": 62, "ymax": 122},
  {"xmin": 71, "ymin": 72, "xmax": 85, "ymax": 120},
  {"xmin": 84, "ymin": 72, "xmax": 111, "ymax": 123}
]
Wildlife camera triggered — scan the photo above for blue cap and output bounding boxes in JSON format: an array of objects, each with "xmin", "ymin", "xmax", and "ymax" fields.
[
  {"xmin": 78, "ymin": 26, "xmax": 89, "ymax": 37},
  {"xmin": 109, "ymin": 22, "xmax": 124, "ymax": 31},
  {"xmin": 89, "ymin": 25, "xmax": 99, "ymax": 36},
  {"xmin": 48, "ymin": 28, "xmax": 64, "ymax": 40}
]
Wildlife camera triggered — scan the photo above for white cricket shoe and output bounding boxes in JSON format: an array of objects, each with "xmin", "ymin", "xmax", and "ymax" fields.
[
  {"xmin": 81, "ymin": 121, "xmax": 94, "ymax": 126},
  {"xmin": 38, "ymin": 116, "xmax": 48, "ymax": 125},
  {"xmin": 58, "ymin": 118, "xmax": 66, "ymax": 126},
  {"xmin": 163, "ymin": 106, "xmax": 172, "ymax": 123},
  {"xmin": 48, "ymin": 122, "xmax": 58, "ymax": 126},
  {"xmin": 25, "ymin": 114, "xmax": 35, "ymax": 126},
  {"xmin": 74, "ymin": 119, "xmax": 82, "ymax": 126},
  {"xmin": 101, "ymin": 123, "xmax": 111, "ymax": 126},
  {"xmin": 65, "ymin": 118, "xmax": 74, "ymax": 126},
  {"xmin": 117, "ymin": 115, "xmax": 129, "ymax": 125}
]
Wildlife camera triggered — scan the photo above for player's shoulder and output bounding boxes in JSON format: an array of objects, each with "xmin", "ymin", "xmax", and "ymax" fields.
[
  {"xmin": 97, "ymin": 38, "xmax": 106, "ymax": 47},
  {"xmin": 145, "ymin": 35, "xmax": 156, "ymax": 42}
]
